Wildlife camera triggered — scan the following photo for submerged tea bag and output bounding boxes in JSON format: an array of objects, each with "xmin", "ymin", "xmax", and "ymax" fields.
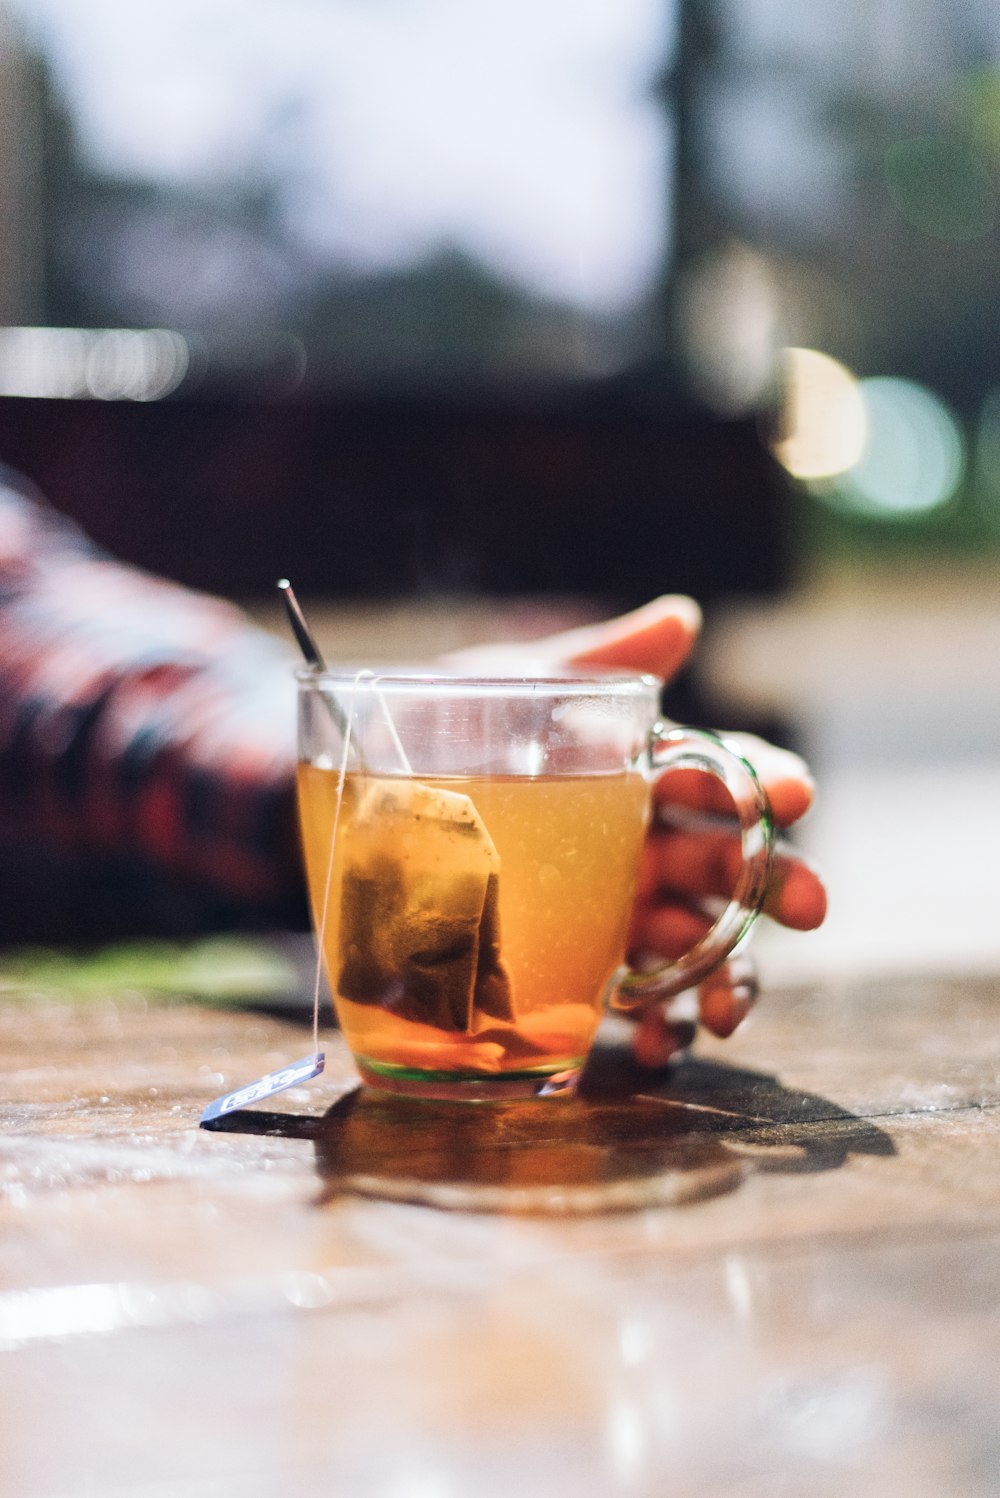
[{"xmin": 337, "ymin": 777, "xmax": 515, "ymax": 1031}]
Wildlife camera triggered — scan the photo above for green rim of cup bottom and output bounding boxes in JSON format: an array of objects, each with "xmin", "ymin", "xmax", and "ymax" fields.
[{"xmin": 357, "ymin": 1056, "xmax": 587, "ymax": 1085}]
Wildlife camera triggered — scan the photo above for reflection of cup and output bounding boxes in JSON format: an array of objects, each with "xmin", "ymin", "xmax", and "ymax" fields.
[{"xmin": 296, "ymin": 669, "xmax": 772, "ymax": 1101}]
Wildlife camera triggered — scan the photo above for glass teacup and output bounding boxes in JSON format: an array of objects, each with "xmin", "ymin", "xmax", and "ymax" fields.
[{"xmin": 296, "ymin": 667, "xmax": 772, "ymax": 1100}]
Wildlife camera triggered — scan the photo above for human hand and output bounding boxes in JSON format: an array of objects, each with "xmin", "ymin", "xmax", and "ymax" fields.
[{"xmin": 452, "ymin": 594, "xmax": 827, "ymax": 1065}]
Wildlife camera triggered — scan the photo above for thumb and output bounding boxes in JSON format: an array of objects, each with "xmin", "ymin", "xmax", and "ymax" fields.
[
  {"xmin": 443, "ymin": 595, "xmax": 702, "ymax": 684},
  {"xmin": 543, "ymin": 594, "xmax": 702, "ymax": 683}
]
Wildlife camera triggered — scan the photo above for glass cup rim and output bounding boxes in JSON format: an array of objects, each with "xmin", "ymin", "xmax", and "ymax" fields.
[{"xmin": 294, "ymin": 663, "xmax": 663, "ymax": 696}]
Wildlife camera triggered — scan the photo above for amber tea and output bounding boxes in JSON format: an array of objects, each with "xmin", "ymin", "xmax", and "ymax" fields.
[{"xmin": 297, "ymin": 765, "xmax": 651, "ymax": 1095}]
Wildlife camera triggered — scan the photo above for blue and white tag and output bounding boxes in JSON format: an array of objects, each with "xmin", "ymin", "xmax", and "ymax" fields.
[{"xmin": 200, "ymin": 1053, "xmax": 326, "ymax": 1127}]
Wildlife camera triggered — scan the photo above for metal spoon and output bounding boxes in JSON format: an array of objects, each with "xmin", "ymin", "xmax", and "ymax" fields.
[
  {"xmin": 277, "ymin": 576, "xmax": 355, "ymax": 746},
  {"xmin": 277, "ymin": 578, "xmax": 327, "ymax": 672},
  {"xmin": 277, "ymin": 579, "xmax": 411, "ymax": 772}
]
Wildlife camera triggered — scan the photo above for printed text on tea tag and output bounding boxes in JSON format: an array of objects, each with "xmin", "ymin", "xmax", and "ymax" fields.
[{"xmin": 199, "ymin": 1053, "xmax": 326, "ymax": 1128}]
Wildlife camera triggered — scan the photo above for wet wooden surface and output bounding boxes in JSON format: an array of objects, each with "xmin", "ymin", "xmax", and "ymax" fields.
[{"xmin": 3, "ymin": 970, "xmax": 1000, "ymax": 1497}]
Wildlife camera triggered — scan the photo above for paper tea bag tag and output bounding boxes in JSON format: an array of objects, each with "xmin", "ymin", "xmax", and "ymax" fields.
[
  {"xmin": 199, "ymin": 1053, "xmax": 325, "ymax": 1128},
  {"xmin": 337, "ymin": 777, "xmax": 514, "ymax": 1031}
]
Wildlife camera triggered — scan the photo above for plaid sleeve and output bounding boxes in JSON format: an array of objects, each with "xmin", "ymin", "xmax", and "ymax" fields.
[{"xmin": 0, "ymin": 468, "xmax": 306, "ymax": 932}]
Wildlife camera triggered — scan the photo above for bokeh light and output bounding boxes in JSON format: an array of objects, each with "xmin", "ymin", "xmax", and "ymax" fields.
[
  {"xmin": 959, "ymin": 67, "xmax": 1000, "ymax": 166},
  {"xmin": 0, "ymin": 328, "xmax": 190, "ymax": 400},
  {"xmin": 972, "ymin": 386, "xmax": 1000, "ymax": 534},
  {"xmin": 677, "ymin": 244, "xmax": 779, "ymax": 415},
  {"xmin": 885, "ymin": 136, "xmax": 995, "ymax": 242},
  {"xmin": 772, "ymin": 347, "xmax": 867, "ymax": 481},
  {"xmin": 836, "ymin": 378, "xmax": 965, "ymax": 517}
]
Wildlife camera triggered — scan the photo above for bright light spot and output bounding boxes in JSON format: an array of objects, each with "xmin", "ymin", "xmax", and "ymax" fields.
[
  {"xmin": 386, "ymin": 1475, "xmax": 455, "ymax": 1498},
  {"xmin": 772, "ymin": 347, "xmax": 867, "ymax": 480},
  {"xmin": 607, "ymin": 1397, "xmax": 647, "ymax": 1482},
  {"xmin": 523, "ymin": 738, "xmax": 546, "ymax": 776},
  {"xmin": 0, "ymin": 327, "xmax": 190, "ymax": 400},
  {"xmin": 837, "ymin": 377, "xmax": 965, "ymax": 515},
  {"xmin": 0, "ymin": 1283, "xmax": 124, "ymax": 1348},
  {"xmin": 618, "ymin": 1313, "xmax": 651, "ymax": 1367},
  {"xmin": 724, "ymin": 1253, "xmax": 753, "ymax": 1320},
  {"xmin": 279, "ymin": 1270, "xmax": 334, "ymax": 1310},
  {"xmin": 679, "ymin": 243, "xmax": 779, "ymax": 414}
]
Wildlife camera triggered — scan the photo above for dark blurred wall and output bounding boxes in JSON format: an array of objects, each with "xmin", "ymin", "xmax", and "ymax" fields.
[{"xmin": 0, "ymin": 390, "xmax": 792, "ymax": 610}]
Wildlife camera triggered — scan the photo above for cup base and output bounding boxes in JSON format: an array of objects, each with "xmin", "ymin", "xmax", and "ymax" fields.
[{"xmin": 355, "ymin": 1057, "xmax": 583, "ymax": 1102}]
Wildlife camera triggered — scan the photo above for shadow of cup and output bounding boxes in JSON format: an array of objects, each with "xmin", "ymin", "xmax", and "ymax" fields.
[
  {"xmin": 206, "ymin": 1036, "xmax": 895, "ymax": 1215},
  {"xmin": 311, "ymin": 1039, "xmax": 895, "ymax": 1214}
]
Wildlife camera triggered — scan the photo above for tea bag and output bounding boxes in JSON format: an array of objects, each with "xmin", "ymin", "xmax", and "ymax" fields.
[{"xmin": 337, "ymin": 777, "xmax": 515, "ymax": 1031}]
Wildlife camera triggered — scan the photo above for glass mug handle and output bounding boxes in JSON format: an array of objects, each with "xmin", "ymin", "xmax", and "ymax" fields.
[{"xmin": 609, "ymin": 723, "xmax": 775, "ymax": 1014}]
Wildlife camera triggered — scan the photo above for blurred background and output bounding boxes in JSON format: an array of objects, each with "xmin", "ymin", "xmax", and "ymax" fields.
[{"xmin": 0, "ymin": 0, "xmax": 997, "ymax": 983}]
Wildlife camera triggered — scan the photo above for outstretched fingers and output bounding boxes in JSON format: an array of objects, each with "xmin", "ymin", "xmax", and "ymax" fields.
[
  {"xmin": 560, "ymin": 594, "xmax": 703, "ymax": 683},
  {"xmin": 630, "ymin": 954, "xmax": 761, "ymax": 1068},
  {"xmin": 639, "ymin": 825, "xmax": 827, "ymax": 932},
  {"xmin": 717, "ymin": 733, "xmax": 816, "ymax": 827},
  {"xmin": 443, "ymin": 594, "xmax": 702, "ymax": 683},
  {"xmin": 652, "ymin": 737, "xmax": 815, "ymax": 829}
]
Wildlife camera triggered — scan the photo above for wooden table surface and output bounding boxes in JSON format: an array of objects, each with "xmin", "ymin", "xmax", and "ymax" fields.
[{"xmin": 3, "ymin": 965, "xmax": 1000, "ymax": 1497}]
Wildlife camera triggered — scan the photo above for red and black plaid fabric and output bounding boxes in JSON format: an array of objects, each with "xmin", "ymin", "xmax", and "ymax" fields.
[{"xmin": 0, "ymin": 469, "xmax": 305, "ymax": 940}]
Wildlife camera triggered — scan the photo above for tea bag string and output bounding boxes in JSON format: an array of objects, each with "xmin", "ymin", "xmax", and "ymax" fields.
[
  {"xmin": 310, "ymin": 671, "xmax": 413, "ymax": 1052},
  {"xmin": 310, "ymin": 670, "xmax": 360, "ymax": 1052}
]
